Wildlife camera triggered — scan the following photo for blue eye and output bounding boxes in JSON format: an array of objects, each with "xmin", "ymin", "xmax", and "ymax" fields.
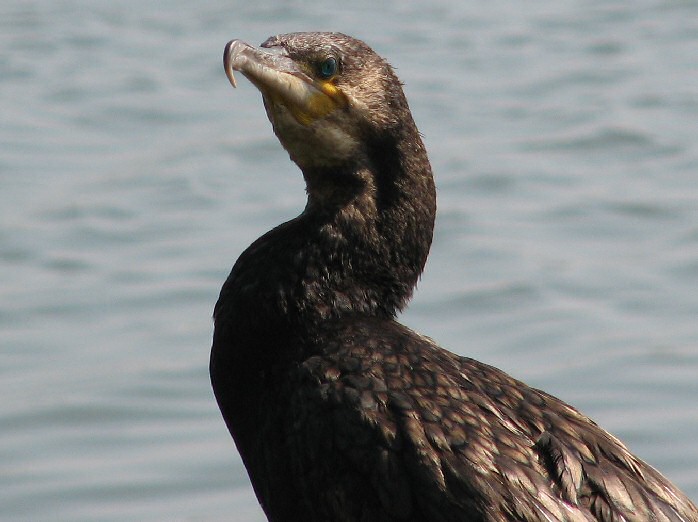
[{"xmin": 318, "ymin": 57, "xmax": 338, "ymax": 79}]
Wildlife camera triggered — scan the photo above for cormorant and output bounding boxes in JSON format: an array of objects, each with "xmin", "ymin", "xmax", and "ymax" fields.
[{"xmin": 210, "ymin": 32, "xmax": 698, "ymax": 522}]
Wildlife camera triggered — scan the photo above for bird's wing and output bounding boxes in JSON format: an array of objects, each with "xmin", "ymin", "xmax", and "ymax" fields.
[{"xmin": 283, "ymin": 318, "xmax": 698, "ymax": 522}]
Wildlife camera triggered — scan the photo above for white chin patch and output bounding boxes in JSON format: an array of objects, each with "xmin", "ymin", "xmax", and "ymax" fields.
[{"xmin": 266, "ymin": 102, "xmax": 361, "ymax": 170}]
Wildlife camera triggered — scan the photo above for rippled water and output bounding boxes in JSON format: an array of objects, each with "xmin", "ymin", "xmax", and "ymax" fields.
[{"xmin": 1, "ymin": 1, "xmax": 697, "ymax": 520}]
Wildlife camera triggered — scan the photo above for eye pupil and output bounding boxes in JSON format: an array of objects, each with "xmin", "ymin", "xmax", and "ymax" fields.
[{"xmin": 319, "ymin": 57, "xmax": 337, "ymax": 78}]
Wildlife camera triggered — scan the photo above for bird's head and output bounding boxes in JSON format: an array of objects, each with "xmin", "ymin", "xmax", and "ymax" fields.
[{"xmin": 224, "ymin": 32, "xmax": 413, "ymax": 174}]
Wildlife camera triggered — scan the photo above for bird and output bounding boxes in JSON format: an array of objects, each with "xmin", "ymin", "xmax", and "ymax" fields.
[{"xmin": 210, "ymin": 32, "xmax": 698, "ymax": 522}]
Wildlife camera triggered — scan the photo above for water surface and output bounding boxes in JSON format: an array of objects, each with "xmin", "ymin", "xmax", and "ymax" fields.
[{"xmin": 1, "ymin": 1, "xmax": 697, "ymax": 520}]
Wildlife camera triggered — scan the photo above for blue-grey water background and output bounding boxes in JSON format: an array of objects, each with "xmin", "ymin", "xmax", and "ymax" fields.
[{"xmin": 2, "ymin": 1, "xmax": 697, "ymax": 520}]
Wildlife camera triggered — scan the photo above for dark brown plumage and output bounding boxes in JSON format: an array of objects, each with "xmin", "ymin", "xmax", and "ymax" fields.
[{"xmin": 210, "ymin": 32, "xmax": 698, "ymax": 521}]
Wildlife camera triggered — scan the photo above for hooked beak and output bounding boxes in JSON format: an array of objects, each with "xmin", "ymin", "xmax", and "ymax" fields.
[{"xmin": 223, "ymin": 39, "xmax": 348, "ymax": 125}]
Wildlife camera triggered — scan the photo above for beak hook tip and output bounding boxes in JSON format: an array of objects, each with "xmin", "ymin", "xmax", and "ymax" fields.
[{"xmin": 223, "ymin": 40, "xmax": 238, "ymax": 88}]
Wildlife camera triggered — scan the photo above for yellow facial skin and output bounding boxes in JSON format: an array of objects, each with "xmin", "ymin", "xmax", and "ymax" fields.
[{"xmin": 268, "ymin": 79, "xmax": 346, "ymax": 126}]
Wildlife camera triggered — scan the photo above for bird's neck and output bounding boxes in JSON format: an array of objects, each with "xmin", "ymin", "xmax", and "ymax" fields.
[
  {"xmin": 216, "ymin": 126, "xmax": 435, "ymax": 347},
  {"xmin": 299, "ymin": 128, "xmax": 435, "ymax": 323}
]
